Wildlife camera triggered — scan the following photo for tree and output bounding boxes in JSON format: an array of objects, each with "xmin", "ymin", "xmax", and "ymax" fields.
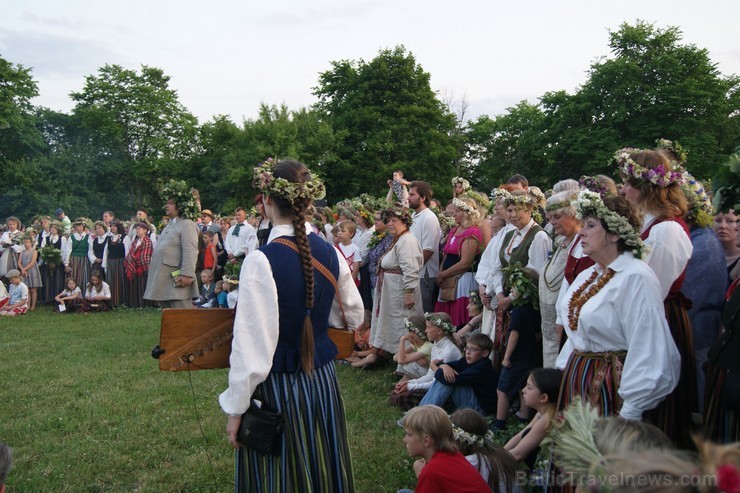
[
  {"xmin": 313, "ymin": 46, "xmax": 459, "ymax": 202},
  {"xmin": 540, "ymin": 21, "xmax": 739, "ymax": 180},
  {"xmin": 70, "ymin": 64, "xmax": 199, "ymax": 206}
]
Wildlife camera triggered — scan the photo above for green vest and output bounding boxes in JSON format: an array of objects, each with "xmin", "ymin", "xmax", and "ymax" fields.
[
  {"xmin": 71, "ymin": 234, "xmax": 89, "ymax": 257},
  {"xmin": 498, "ymin": 224, "xmax": 544, "ymax": 294}
]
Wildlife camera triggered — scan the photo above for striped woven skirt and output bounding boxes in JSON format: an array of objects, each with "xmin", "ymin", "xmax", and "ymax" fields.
[
  {"xmin": 127, "ymin": 275, "xmax": 148, "ymax": 308},
  {"xmin": 236, "ymin": 362, "xmax": 354, "ymax": 493},
  {"xmin": 557, "ymin": 350, "xmax": 626, "ymax": 417},
  {"xmin": 69, "ymin": 255, "xmax": 90, "ymax": 290},
  {"xmin": 644, "ymin": 297, "xmax": 697, "ymax": 449},
  {"xmin": 106, "ymin": 258, "xmax": 127, "ymax": 307}
]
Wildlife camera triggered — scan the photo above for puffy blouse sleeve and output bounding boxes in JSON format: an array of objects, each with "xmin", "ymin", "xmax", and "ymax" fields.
[
  {"xmin": 397, "ymin": 234, "xmax": 424, "ymax": 291},
  {"xmin": 219, "ymin": 250, "xmax": 280, "ymax": 416}
]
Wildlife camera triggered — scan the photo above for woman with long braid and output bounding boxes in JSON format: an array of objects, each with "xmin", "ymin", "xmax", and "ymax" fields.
[{"xmin": 220, "ymin": 159, "xmax": 364, "ymax": 493}]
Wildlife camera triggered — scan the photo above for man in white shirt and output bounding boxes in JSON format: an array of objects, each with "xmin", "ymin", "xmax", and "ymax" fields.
[
  {"xmin": 225, "ymin": 207, "xmax": 258, "ymax": 266},
  {"xmin": 408, "ymin": 181, "xmax": 441, "ymax": 313}
]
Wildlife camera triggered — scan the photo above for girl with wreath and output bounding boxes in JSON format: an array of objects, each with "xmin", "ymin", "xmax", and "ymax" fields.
[
  {"xmin": 221, "ymin": 159, "xmax": 364, "ymax": 493},
  {"xmin": 618, "ymin": 147, "xmax": 696, "ymax": 448},
  {"xmin": 106, "ymin": 220, "xmax": 130, "ymax": 307},
  {"xmin": 555, "ymin": 192, "xmax": 680, "ymax": 423},
  {"xmin": 64, "ymin": 218, "xmax": 92, "ymax": 290}
]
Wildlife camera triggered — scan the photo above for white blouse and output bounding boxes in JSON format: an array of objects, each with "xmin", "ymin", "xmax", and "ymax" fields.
[
  {"xmin": 219, "ymin": 223, "xmax": 364, "ymax": 416},
  {"xmin": 640, "ymin": 213, "xmax": 693, "ymax": 299},
  {"xmin": 555, "ymin": 252, "xmax": 681, "ymax": 420},
  {"xmin": 407, "ymin": 337, "xmax": 462, "ymax": 391},
  {"xmin": 489, "ymin": 220, "xmax": 550, "ymax": 296},
  {"xmin": 85, "ymin": 282, "xmax": 111, "ymax": 299},
  {"xmin": 476, "ymin": 223, "xmax": 516, "ymax": 296}
]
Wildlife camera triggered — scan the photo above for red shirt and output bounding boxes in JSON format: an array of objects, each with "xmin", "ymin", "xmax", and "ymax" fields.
[{"xmin": 416, "ymin": 450, "xmax": 492, "ymax": 493}]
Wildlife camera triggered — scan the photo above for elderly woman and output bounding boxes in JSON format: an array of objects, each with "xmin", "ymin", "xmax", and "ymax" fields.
[
  {"xmin": 488, "ymin": 191, "xmax": 550, "ymax": 430},
  {"xmin": 539, "ymin": 189, "xmax": 580, "ymax": 368},
  {"xmin": 124, "ymin": 222, "xmax": 153, "ymax": 308},
  {"xmin": 357, "ymin": 207, "xmax": 423, "ymax": 367},
  {"xmin": 434, "ymin": 197, "xmax": 483, "ymax": 326},
  {"xmin": 556, "ymin": 192, "xmax": 680, "ymax": 421},
  {"xmin": 618, "ymin": 147, "xmax": 695, "ymax": 446}
]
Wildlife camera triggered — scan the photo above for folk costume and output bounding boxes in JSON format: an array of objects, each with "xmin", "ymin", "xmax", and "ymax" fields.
[{"xmin": 434, "ymin": 225, "xmax": 482, "ymax": 326}]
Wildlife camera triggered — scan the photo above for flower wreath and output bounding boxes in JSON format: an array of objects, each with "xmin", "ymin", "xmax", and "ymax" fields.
[
  {"xmin": 503, "ymin": 193, "xmax": 535, "ymax": 209},
  {"xmin": 451, "ymin": 423, "xmax": 495, "ymax": 448},
  {"xmin": 72, "ymin": 217, "xmax": 93, "ymax": 229},
  {"xmin": 578, "ymin": 176, "xmax": 609, "ymax": 198},
  {"xmin": 680, "ymin": 172, "xmax": 713, "ymax": 228},
  {"xmin": 358, "ymin": 207, "xmax": 374, "ymax": 224},
  {"xmin": 529, "ymin": 187, "xmax": 546, "ymax": 205},
  {"xmin": 380, "ymin": 206, "xmax": 413, "ymax": 226},
  {"xmin": 572, "ymin": 190, "xmax": 645, "ymax": 259},
  {"xmin": 253, "ymin": 158, "xmax": 326, "ymax": 203},
  {"xmin": 490, "ymin": 187, "xmax": 512, "ymax": 202},
  {"xmin": 545, "ymin": 200, "xmax": 573, "ymax": 213},
  {"xmin": 461, "ymin": 190, "xmax": 490, "ymax": 209},
  {"xmin": 655, "ymin": 138, "xmax": 688, "ymax": 166},
  {"xmin": 451, "ymin": 198, "xmax": 480, "ymax": 221},
  {"xmin": 614, "ymin": 148, "xmax": 683, "ymax": 188},
  {"xmin": 451, "ymin": 176, "xmax": 471, "ymax": 191},
  {"xmin": 161, "ymin": 179, "xmax": 201, "ymax": 221},
  {"xmin": 424, "ymin": 312, "xmax": 456, "ymax": 337},
  {"xmin": 468, "ymin": 290, "xmax": 483, "ymax": 312},
  {"xmin": 403, "ymin": 317, "xmax": 428, "ymax": 341}
]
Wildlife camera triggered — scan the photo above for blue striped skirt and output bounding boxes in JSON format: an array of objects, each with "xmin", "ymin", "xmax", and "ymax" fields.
[{"xmin": 236, "ymin": 362, "xmax": 354, "ymax": 493}]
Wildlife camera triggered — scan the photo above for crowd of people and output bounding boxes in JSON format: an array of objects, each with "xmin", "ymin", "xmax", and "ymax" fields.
[{"xmin": 1, "ymin": 143, "xmax": 739, "ymax": 492}]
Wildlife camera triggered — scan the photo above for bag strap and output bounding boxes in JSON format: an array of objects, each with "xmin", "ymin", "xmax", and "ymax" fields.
[{"xmin": 272, "ymin": 238, "xmax": 348, "ymax": 331}]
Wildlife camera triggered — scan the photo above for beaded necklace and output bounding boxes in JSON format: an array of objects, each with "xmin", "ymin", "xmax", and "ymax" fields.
[
  {"xmin": 542, "ymin": 235, "xmax": 575, "ymax": 292},
  {"xmin": 567, "ymin": 268, "xmax": 616, "ymax": 331}
]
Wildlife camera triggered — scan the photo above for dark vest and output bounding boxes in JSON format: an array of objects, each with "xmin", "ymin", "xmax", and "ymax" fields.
[
  {"xmin": 108, "ymin": 236, "xmax": 126, "ymax": 260},
  {"xmin": 71, "ymin": 234, "xmax": 89, "ymax": 257},
  {"xmin": 499, "ymin": 223, "xmax": 544, "ymax": 294},
  {"xmin": 93, "ymin": 236, "xmax": 108, "ymax": 260},
  {"xmin": 261, "ymin": 234, "xmax": 340, "ymax": 373}
]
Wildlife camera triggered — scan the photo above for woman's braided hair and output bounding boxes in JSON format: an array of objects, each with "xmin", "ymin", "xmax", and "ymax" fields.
[{"xmin": 270, "ymin": 160, "xmax": 318, "ymax": 374}]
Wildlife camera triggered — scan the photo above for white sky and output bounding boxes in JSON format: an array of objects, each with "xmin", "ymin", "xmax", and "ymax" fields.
[{"xmin": 2, "ymin": 0, "xmax": 738, "ymax": 124}]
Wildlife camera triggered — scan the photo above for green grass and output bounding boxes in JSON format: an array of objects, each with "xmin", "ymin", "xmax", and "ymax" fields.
[{"xmin": 0, "ymin": 306, "xmax": 415, "ymax": 492}]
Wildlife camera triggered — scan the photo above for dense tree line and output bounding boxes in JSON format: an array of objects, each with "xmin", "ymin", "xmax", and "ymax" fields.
[{"xmin": 1, "ymin": 21, "xmax": 737, "ymax": 224}]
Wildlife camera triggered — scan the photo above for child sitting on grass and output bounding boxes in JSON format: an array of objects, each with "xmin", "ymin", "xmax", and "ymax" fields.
[
  {"xmin": 504, "ymin": 368, "xmax": 562, "ymax": 471},
  {"xmin": 399, "ymin": 404, "xmax": 492, "ymax": 493},
  {"xmin": 450, "ymin": 408, "xmax": 523, "ymax": 493},
  {"xmin": 214, "ymin": 280, "xmax": 228, "ymax": 307},
  {"xmin": 0, "ymin": 270, "xmax": 27, "ymax": 316},
  {"xmin": 393, "ymin": 315, "xmax": 433, "ymax": 379},
  {"xmin": 224, "ymin": 277, "xmax": 238, "ymax": 308},
  {"xmin": 54, "ymin": 277, "xmax": 81, "ymax": 312},
  {"xmin": 193, "ymin": 269, "xmax": 215, "ymax": 308},
  {"xmin": 418, "ymin": 333, "xmax": 498, "ymax": 416},
  {"xmin": 390, "ymin": 312, "xmax": 461, "ymax": 411}
]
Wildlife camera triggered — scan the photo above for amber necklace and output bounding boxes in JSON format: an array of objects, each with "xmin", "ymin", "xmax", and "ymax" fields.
[{"xmin": 567, "ymin": 268, "xmax": 616, "ymax": 331}]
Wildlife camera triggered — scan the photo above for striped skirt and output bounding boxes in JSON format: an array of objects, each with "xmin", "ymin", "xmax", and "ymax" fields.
[
  {"xmin": 236, "ymin": 362, "xmax": 354, "ymax": 493},
  {"xmin": 557, "ymin": 350, "xmax": 627, "ymax": 417},
  {"xmin": 107, "ymin": 258, "xmax": 128, "ymax": 307},
  {"xmin": 69, "ymin": 255, "xmax": 90, "ymax": 290},
  {"xmin": 703, "ymin": 366, "xmax": 739, "ymax": 444},
  {"xmin": 644, "ymin": 297, "xmax": 697, "ymax": 449},
  {"xmin": 127, "ymin": 275, "xmax": 148, "ymax": 308}
]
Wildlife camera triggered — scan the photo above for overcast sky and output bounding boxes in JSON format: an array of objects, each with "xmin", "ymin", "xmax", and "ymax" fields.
[{"xmin": 2, "ymin": 0, "xmax": 738, "ymax": 124}]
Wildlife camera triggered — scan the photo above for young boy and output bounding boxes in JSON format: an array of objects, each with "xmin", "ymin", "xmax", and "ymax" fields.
[
  {"xmin": 332, "ymin": 220, "xmax": 361, "ymax": 285},
  {"xmin": 193, "ymin": 269, "xmax": 215, "ymax": 308},
  {"xmin": 0, "ymin": 270, "xmax": 28, "ymax": 316},
  {"xmin": 214, "ymin": 280, "xmax": 228, "ymax": 308},
  {"xmin": 418, "ymin": 333, "xmax": 498, "ymax": 416},
  {"xmin": 400, "ymin": 405, "xmax": 492, "ymax": 493},
  {"xmin": 386, "ymin": 169, "xmax": 411, "ymax": 207}
]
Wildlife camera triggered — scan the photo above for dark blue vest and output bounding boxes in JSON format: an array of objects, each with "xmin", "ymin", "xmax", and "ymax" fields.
[{"xmin": 261, "ymin": 234, "xmax": 340, "ymax": 372}]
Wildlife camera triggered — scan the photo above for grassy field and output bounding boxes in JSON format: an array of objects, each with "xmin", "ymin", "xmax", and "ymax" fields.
[{"xmin": 0, "ymin": 306, "xmax": 416, "ymax": 492}]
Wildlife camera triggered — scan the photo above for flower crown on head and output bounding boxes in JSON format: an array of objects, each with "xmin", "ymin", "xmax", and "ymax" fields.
[
  {"xmin": 403, "ymin": 317, "xmax": 428, "ymax": 341},
  {"xmin": 572, "ymin": 190, "xmax": 645, "ymax": 259},
  {"xmin": 73, "ymin": 217, "xmax": 93, "ymax": 229},
  {"xmin": 614, "ymin": 148, "xmax": 683, "ymax": 188},
  {"xmin": 451, "ymin": 198, "xmax": 480, "ymax": 221},
  {"xmin": 380, "ymin": 206, "xmax": 413, "ymax": 225},
  {"xmin": 680, "ymin": 172, "xmax": 714, "ymax": 228},
  {"xmin": 579, "ymin": 176, "xmax": 609, "ymax": 198},
  {"xmin": 451, "ymin": 176, "xmax": 471, "ymax": 191},
  {"xmin": 451, "ymin": 422, "xmax": 495, "ymax": 448},
  {"xmin": 655, "ymin": 138, "xmax": 687, "ymax": 166},
  {"xmin": 253, "ymin": 158, "xmax": 326, "ymax": 203},
  {"xmin": 490, "ymin": 187, "xmax": 512, "ymax": 202},
  {"xmin": 161, "ymin": 179, "xmax": 201, "ymax": 220},
  {"xmin": 545, "ymin": 200, "xmax": 573, "ymax": 213},
  {"xmin": 503, "ymin": 192, "xmax": 535, "ymax": 209},
  {"xmin": 468, "ymin": 290, "xmax": 483, "ymax": 312},
  {"xmin": 528, "ymin": 187, "xmax": 546, "ymax": 204},
  {"xmin": 358, "ymin": 207, "xmax": 373, "ymax": 223},
  {"xmin": 424, "ymin": 312, "xmax": 456, "ymax": 337}
]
